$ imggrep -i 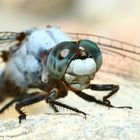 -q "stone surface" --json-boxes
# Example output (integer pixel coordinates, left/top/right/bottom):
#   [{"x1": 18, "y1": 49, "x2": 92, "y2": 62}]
[{"x1": 0, "y1": 107, "x2": 140, "y2": 140}]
